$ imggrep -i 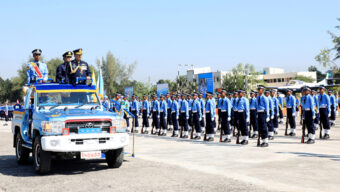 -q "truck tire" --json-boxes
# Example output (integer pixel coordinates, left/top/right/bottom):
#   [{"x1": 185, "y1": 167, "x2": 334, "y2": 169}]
[
  {"x1": 106, "y1": 148, "x2": 124, "y2": 168},
  {"x1": 33, "y1": 136, "x2": 51, "y2": 174},
  {"x1": 15, "y1": 134, "x2": 30, "y2": 164}
]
